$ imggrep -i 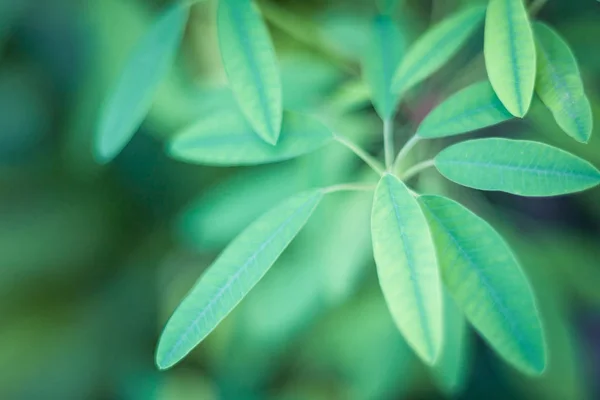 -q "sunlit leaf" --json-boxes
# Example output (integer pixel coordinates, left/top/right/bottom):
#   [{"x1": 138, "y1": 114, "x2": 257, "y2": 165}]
[
  {"x1": 419, "y1": 195, "x2": 546, "y2": 375},
  {"x1": 484, "y1": 0, "x2": 536, "y2": 117},
  {"x1": 94, "y1": 3, "x2": 188, "y2": 163},
  {"x1": 156, "y1": 190, "x2": 324, "y2": 369},
  {"x1": 434, "y1": 138, "x2": 600, "y2": 196},
  {"x1": 218, "y1": 0, "x2": 282, "y2": 144},
  {"x1": 417, "y1": 81, "x2": 513, "y2": 138},
  {"x1": 392, "y1": 6, "x2": 485, "y2": 96},
  {"x1": 168, "y1": 110, "x2": 333, "y2": 166},
  {"x1": 431, "y1": 290, "x2": 470, "y2": 396},
  {"x1": 534, "y1": 22, "x2": 593, "y2": 143},
  {"x1": 362, "y1": 15, "x2": 405, "y2": 120},
  {"x1": 371, "y1": 174, "x2": 442, "y2": 364}
]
